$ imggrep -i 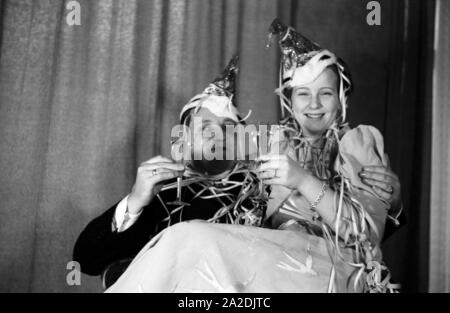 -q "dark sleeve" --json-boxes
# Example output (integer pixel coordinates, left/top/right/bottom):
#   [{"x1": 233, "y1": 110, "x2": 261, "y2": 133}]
[
  {"x1": 73, "y1": 197, "x2": 165, "y2": 276},
  {"x1": 382, "y1": 207, "x2": 407, "y2": 242}
]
